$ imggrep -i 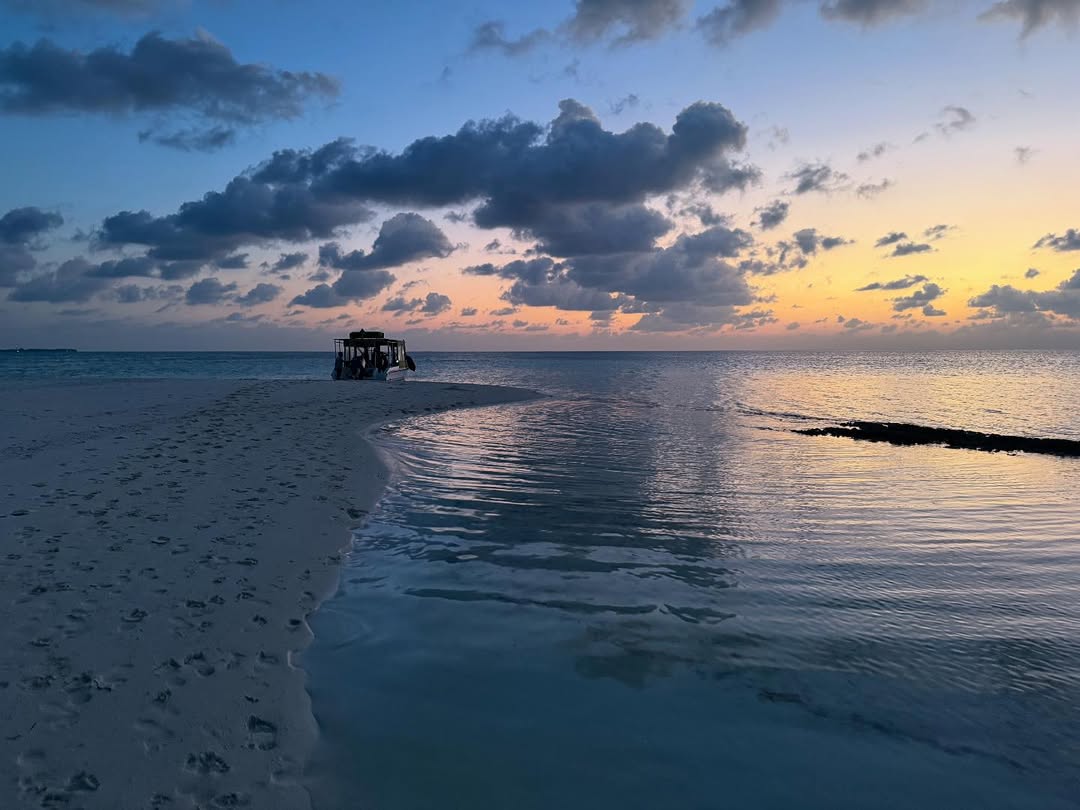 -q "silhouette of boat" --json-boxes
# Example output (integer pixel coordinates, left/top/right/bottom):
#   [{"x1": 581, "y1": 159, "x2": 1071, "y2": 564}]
[{"x1": 332, "y1": 330, "x2": 414, "y2": 381}]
